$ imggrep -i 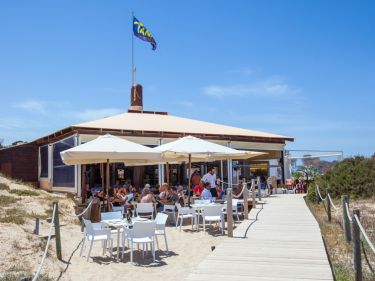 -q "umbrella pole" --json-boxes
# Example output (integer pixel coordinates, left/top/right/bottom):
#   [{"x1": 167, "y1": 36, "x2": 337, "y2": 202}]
[
  {"x1": 166, "y1": 162, "x2": 170, "y2": 186},
  {"x1": 188, "y1": 154, "x2": 192, "y2": 206},
  {"x1": 106, "y1": 159, "x2": 110, "y2": 211}
]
